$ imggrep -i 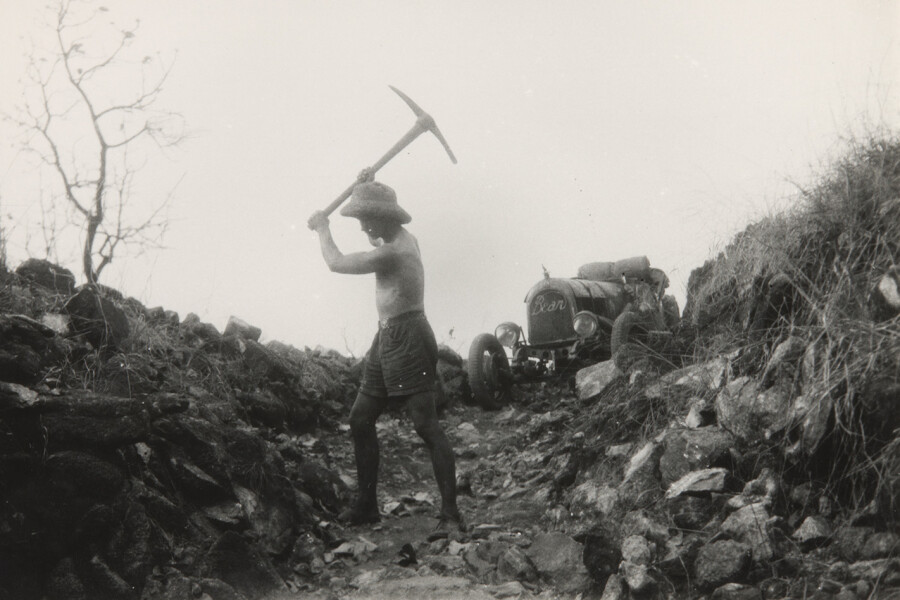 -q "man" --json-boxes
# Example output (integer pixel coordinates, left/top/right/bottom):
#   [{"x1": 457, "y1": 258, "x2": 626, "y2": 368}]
[{"x1": 307, "y1": 173, "x2": 463, "y2": 532}]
